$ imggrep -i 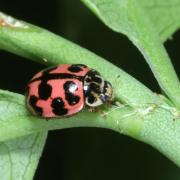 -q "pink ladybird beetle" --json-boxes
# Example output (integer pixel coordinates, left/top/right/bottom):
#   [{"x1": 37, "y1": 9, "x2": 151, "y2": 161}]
[{"x1": 26, "y1": 64, "x2": 113, "y2": 118}]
